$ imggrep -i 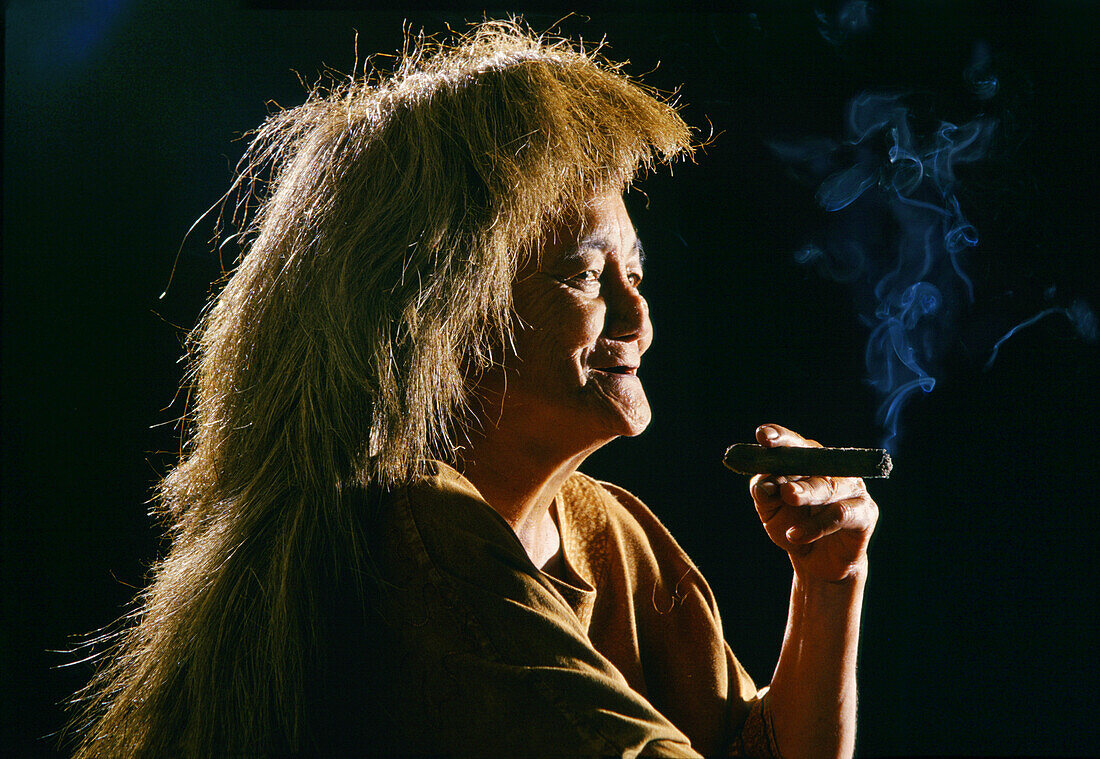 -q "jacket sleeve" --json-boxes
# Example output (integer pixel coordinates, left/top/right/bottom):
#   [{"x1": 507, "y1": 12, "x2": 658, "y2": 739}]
[{"x1": 592, "y1": 478, "x2": 781, "y2": 759}]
